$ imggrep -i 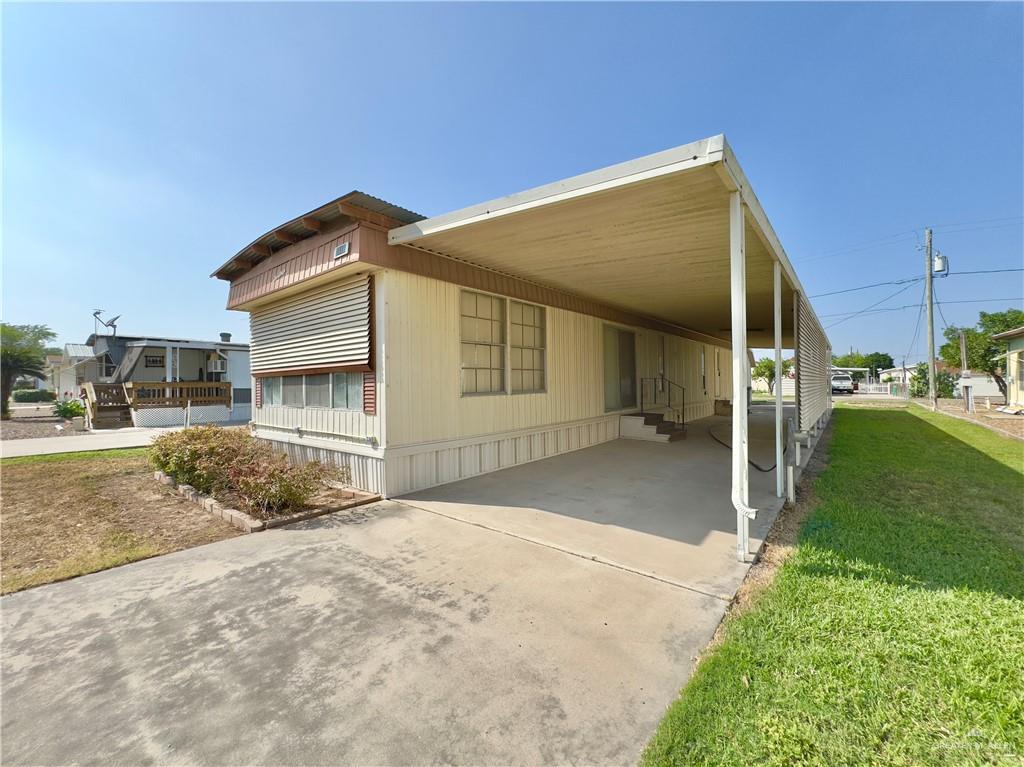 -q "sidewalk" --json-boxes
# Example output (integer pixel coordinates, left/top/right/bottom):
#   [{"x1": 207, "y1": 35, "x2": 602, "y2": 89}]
[{"x1": 0, "y1": 427, "x2": 175, "y2": 459}]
